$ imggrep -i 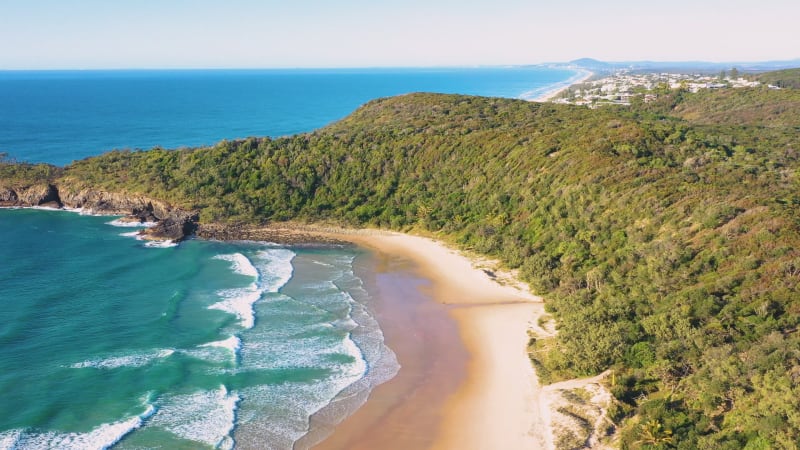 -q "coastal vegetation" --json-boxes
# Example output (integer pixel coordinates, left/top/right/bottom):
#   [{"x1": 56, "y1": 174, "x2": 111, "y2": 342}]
[
  {"x1": 3, "y1": 81, "x2": 800, "y2": 449},
  {"x1": 753, "y1": 68, "x2": 800, "y2": 89}
]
